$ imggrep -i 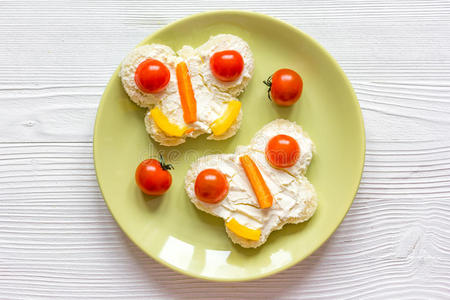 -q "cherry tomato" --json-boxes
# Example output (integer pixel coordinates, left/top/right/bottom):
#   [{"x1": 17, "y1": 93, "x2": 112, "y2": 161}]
[
  {"x1": 264, "y1": 69, "x2": 303, "y2": 106},
  {"x1": 210, "y1": 50, "x2": 244, "y2": 82},
  {"x1": 195, "y1": 169, "x2": 229, "y2": 203},
  {"x1": 134, "y1": 59, "x2": 170, "y2": 93},
  {"x1": 135, "y1": 156, "x2": 173, "y2": 196},
  {"x1": 265, "y1": 134, "x2": 300, "y2": 168}
]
